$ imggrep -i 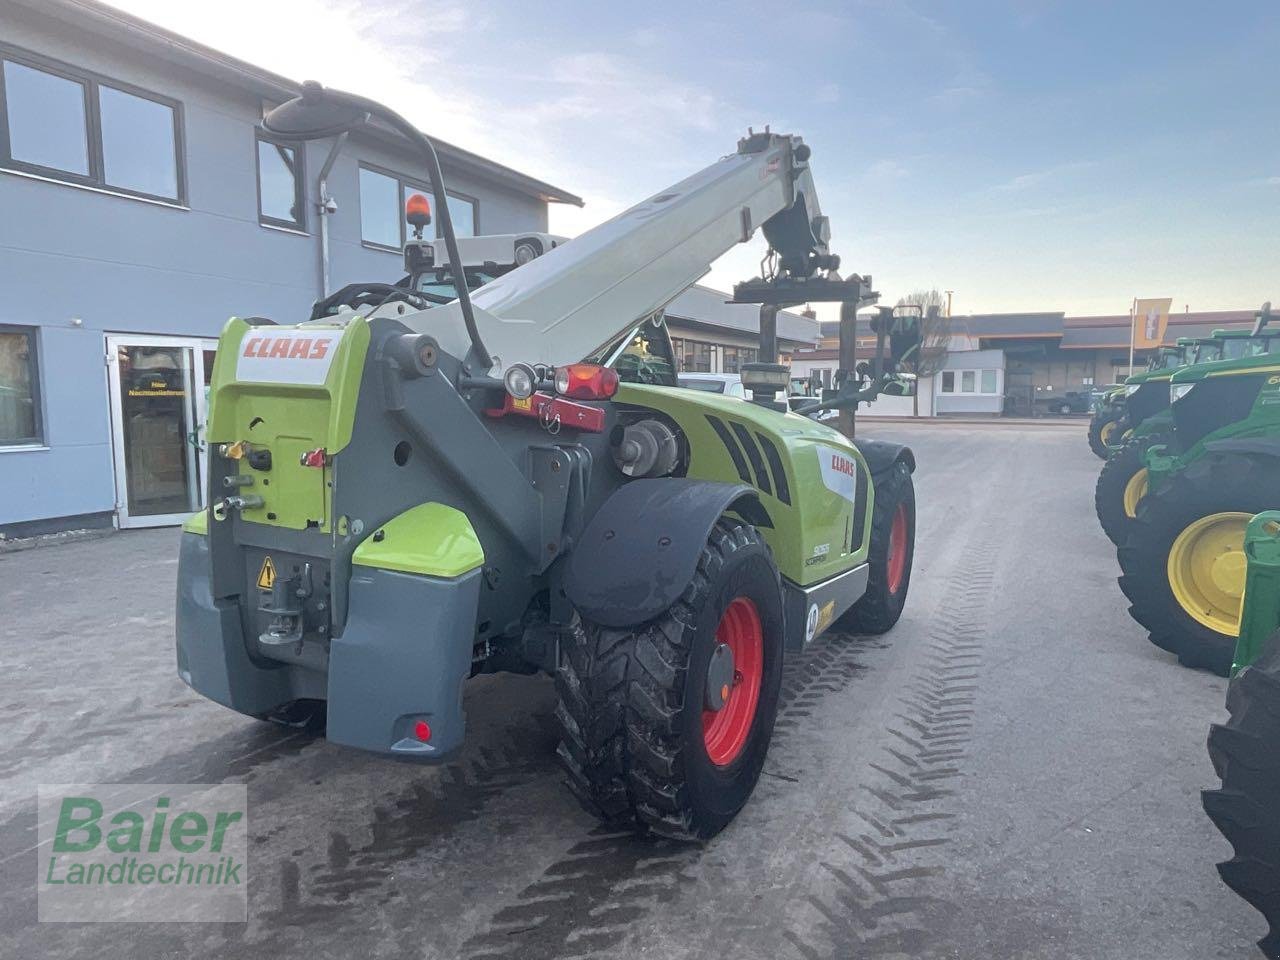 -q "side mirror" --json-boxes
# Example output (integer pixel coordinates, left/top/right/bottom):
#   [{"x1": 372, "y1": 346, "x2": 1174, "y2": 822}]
[
  {"x1": 889, "y1": 316, "x2": 922, "y2": 366},
  {"x1": 261, "y1": 82, "x2": 370, "y2": 141},
  {"x1": 1253, "y1": 301, "x2": 1272, "y2": 337}
]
